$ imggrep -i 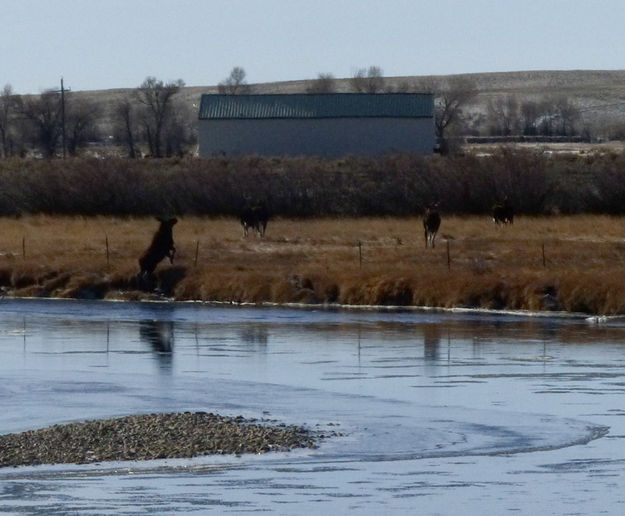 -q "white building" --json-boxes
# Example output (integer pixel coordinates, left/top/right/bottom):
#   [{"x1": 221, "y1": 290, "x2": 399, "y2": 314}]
[{"x1": 198, "y1": 93, "x2": 434, "y2": 158}]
